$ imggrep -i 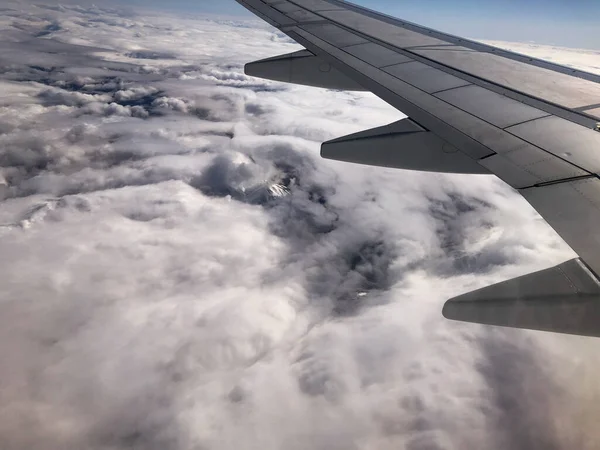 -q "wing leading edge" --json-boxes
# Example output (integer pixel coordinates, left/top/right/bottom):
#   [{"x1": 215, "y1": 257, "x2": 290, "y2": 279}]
[{"x1": 235, "y1": 0, "x2": 600, "y2": 337}]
